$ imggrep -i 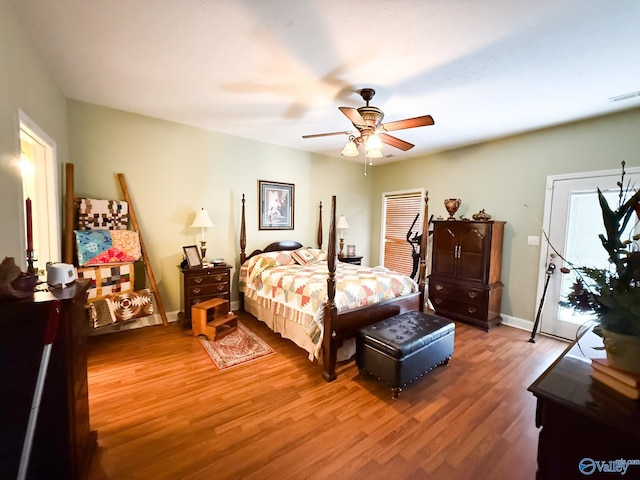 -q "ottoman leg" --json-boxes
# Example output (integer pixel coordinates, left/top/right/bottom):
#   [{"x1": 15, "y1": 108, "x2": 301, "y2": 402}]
[{"x1": 391, "y1": 387, "x2": 402, "y2": 399}]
